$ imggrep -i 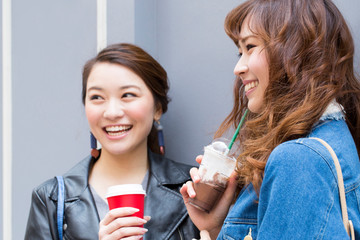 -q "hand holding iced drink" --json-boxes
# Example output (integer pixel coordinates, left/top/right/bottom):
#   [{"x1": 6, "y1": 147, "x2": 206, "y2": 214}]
[
  {"x1": 188, "y1": 109, "x2": 247, "y2": 213},
  {"x1": 188, "y1": 139, "x2": 236, "y2": 212}
]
